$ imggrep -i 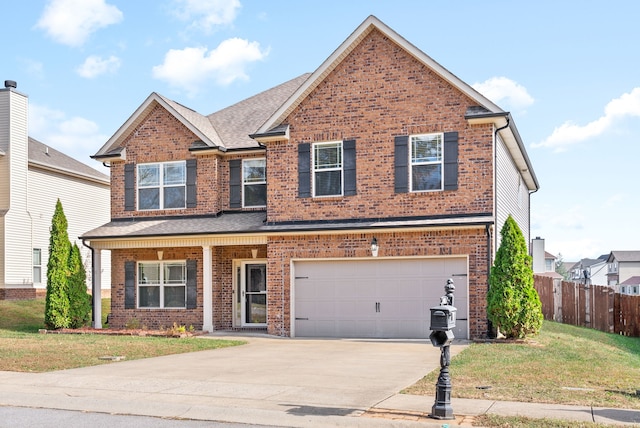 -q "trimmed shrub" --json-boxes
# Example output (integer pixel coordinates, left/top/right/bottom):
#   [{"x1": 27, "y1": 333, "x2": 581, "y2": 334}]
[{"x1": 487, "y1": 215, "x2": 543, "y2": 339}]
